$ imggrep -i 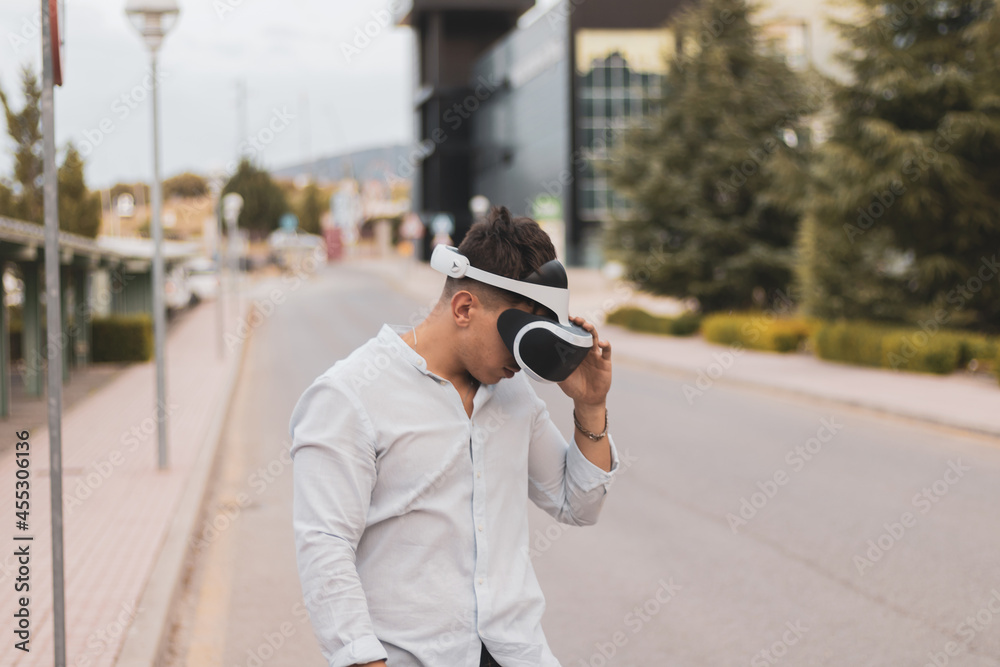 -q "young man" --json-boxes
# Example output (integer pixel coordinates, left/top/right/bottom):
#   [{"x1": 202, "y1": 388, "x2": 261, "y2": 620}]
[{"x1": 289, "y1": 206, "x2": 620, "y2": 667}]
